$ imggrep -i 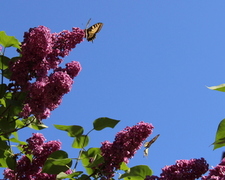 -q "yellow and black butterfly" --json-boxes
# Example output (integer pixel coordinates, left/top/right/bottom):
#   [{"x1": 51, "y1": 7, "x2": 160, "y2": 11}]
[
  {"x1": 84, "y1": 19, "x2": 103, "y2": 42},
  {"x1": 143, "y1": 134, "x2": 160, "y2": 157}
]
